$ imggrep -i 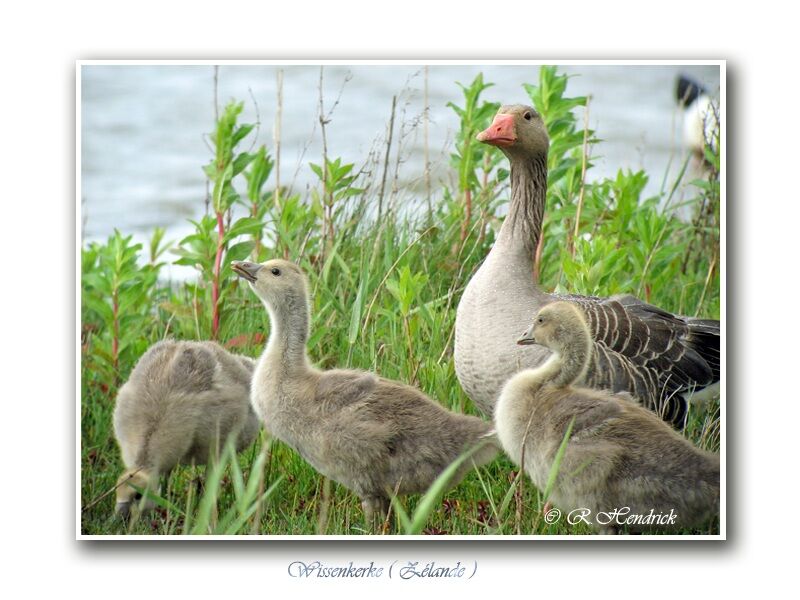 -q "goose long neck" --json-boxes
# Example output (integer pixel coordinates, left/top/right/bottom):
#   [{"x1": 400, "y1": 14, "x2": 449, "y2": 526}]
[
  {"x1": 262, "y1": 294, "x2": 311, "y2": 375},
  {"x1": 496, "y1": 153, "x2": 547, "y2": 259}
]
